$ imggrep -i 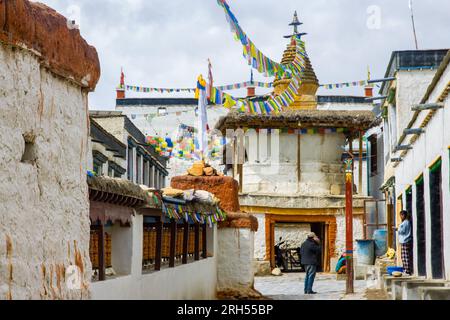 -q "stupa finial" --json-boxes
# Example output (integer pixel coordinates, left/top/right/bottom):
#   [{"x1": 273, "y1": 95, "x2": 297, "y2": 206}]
[{"x1": 284, "y1": 11, "x2": 307, "y2": 39}]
